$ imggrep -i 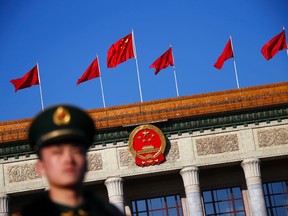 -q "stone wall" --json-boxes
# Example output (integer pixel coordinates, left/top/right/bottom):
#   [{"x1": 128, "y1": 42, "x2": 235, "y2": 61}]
[{"x1": 1, "y1": 119, "x2": 287, "y2": 195}]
